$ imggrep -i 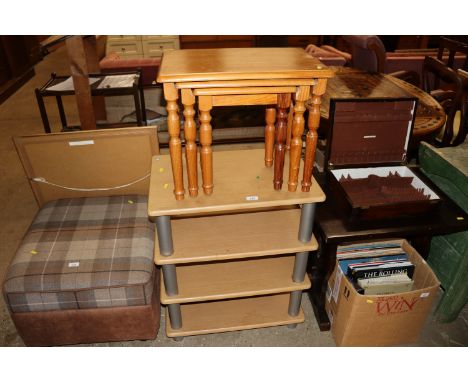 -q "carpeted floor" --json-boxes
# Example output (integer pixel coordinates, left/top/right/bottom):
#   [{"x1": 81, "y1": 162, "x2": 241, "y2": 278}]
[{"x1": 0, "y1": 44, "x2": 466, "y2": 347}]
